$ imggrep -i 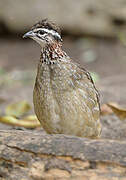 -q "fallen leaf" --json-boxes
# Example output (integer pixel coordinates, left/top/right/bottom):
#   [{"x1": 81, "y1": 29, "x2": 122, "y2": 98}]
[
  {"x1": 23, "y1": 115, "x2": 38, "y2": 121},
  {"x1": 100, "y1": 104, "x2": 113, "y2": 116},
  {"x1": 5, "y1": 100, "x2": 31, "y2": 117},
  {"x1": 0, "y1": 115, "x2": 40, "y2": 128},
  {"x1": 107, "y1": 102, "x2": 126, "y2": 120}
]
